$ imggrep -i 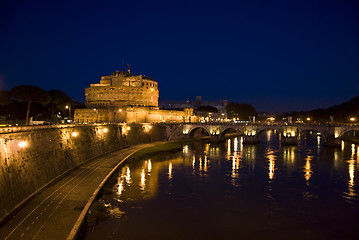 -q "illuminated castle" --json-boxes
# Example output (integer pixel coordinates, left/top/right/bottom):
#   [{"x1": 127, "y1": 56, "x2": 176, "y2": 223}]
[
  {"x1": 85, "y1": 68, "x2": 159, "y2": 108},
  {"x1": 74, "y1": 67, "x2": 194, "y2": 123}
]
